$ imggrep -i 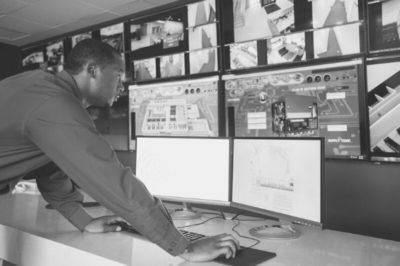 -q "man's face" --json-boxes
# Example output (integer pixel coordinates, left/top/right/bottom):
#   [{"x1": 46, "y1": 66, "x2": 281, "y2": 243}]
[{"x1": 89, "y1": 56, "x2": 124, "y2": 107}]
